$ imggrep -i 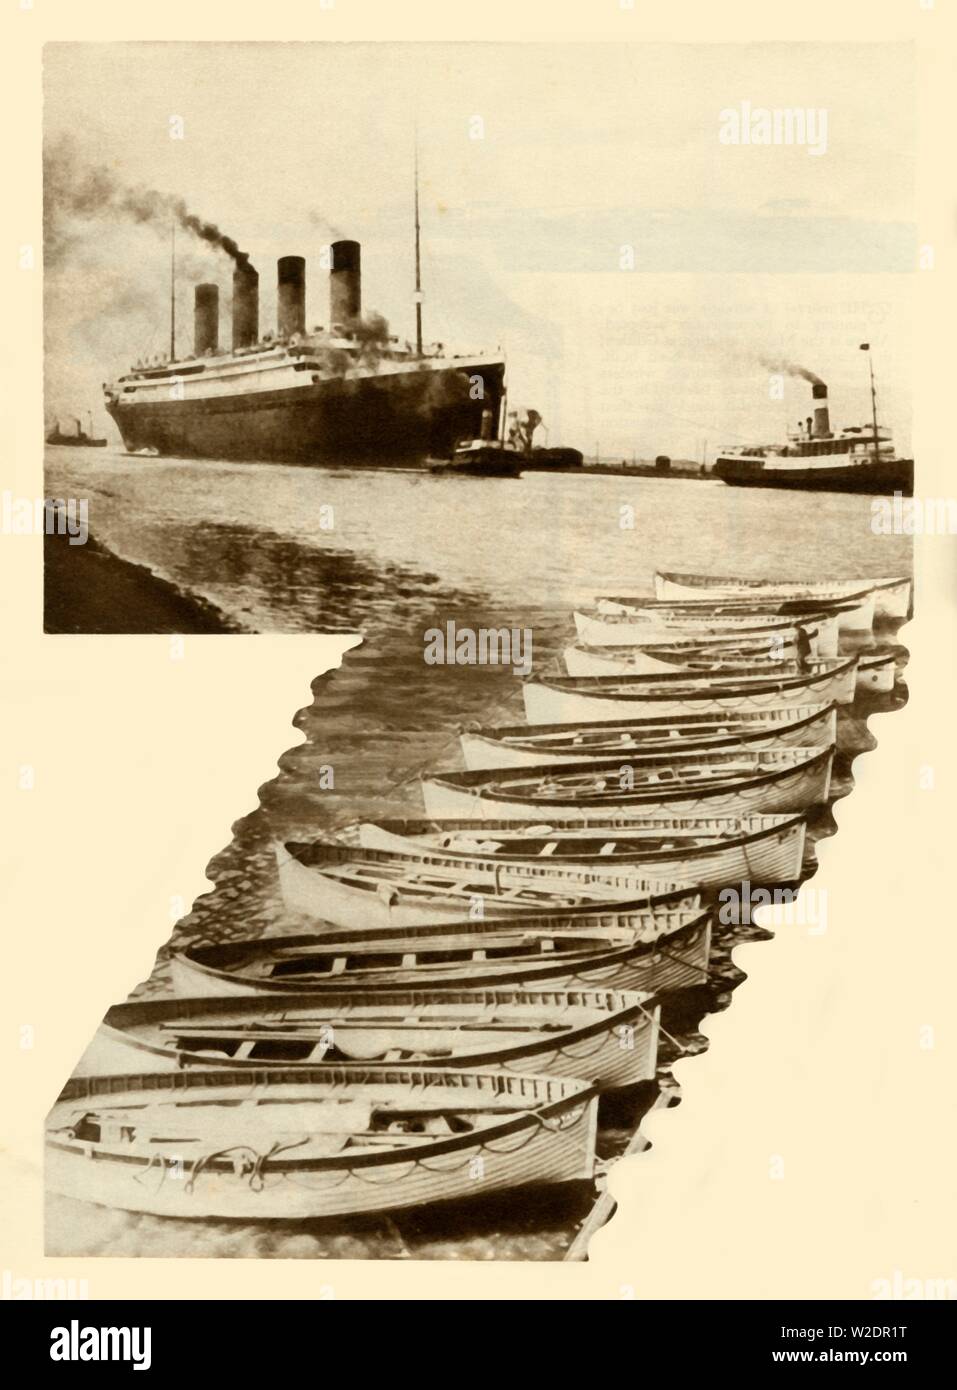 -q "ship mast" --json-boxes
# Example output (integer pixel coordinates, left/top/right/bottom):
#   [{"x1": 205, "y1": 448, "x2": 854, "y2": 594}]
[
  {"x1": 169, "y1": 221, "x2": 177, "y2": 362},
  {"x1": 413, "y1": 134, "x2": 423, "y2": 357},
  {"x1": 863, "y1": 344, "x2": 880, "y2": 467}
]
